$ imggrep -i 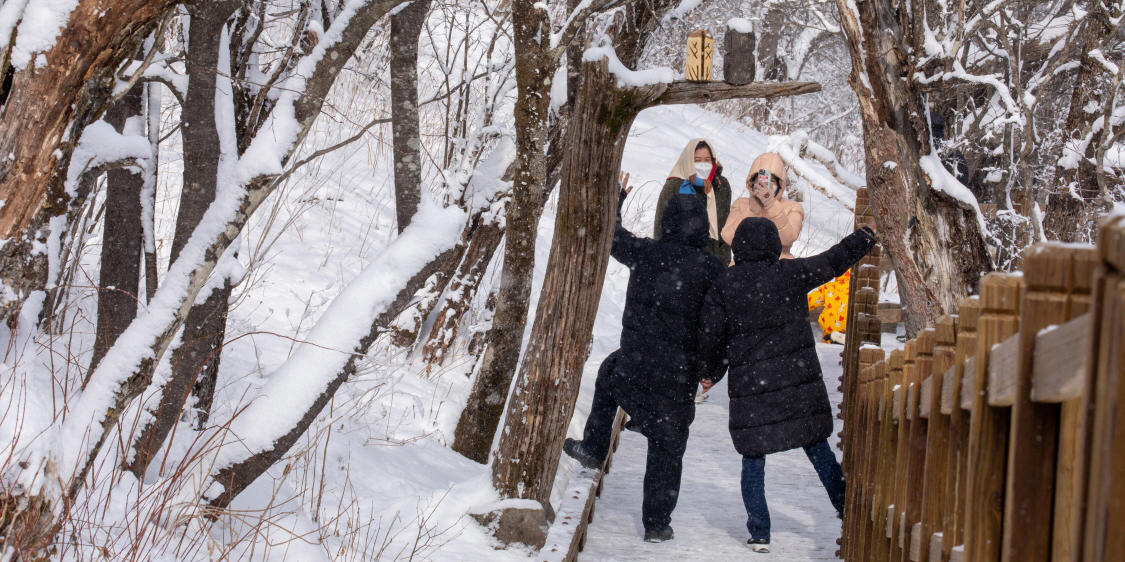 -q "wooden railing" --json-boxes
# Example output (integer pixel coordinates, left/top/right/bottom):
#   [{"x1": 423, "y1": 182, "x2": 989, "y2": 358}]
[
  {"x1": 540, "y1": 409, "x2": 627, "y2": 562},
  {"x1": 838, "y1": 210, "x2": 1125, "y2": 562}
]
